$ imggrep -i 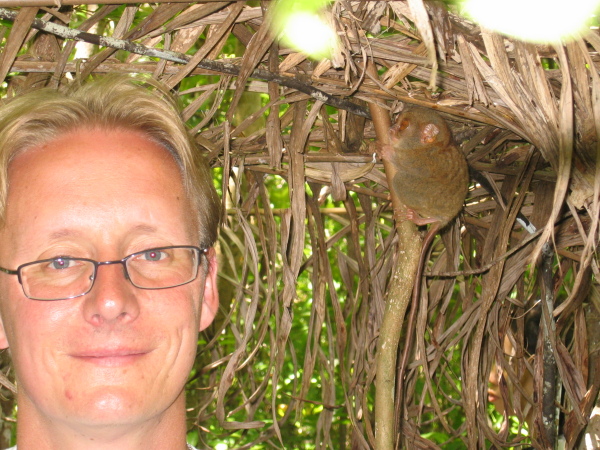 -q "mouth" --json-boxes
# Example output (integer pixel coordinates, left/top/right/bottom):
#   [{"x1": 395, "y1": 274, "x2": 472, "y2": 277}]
[{"x1": 71, "y1": 349, "x2": 151, "y2": 367}]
